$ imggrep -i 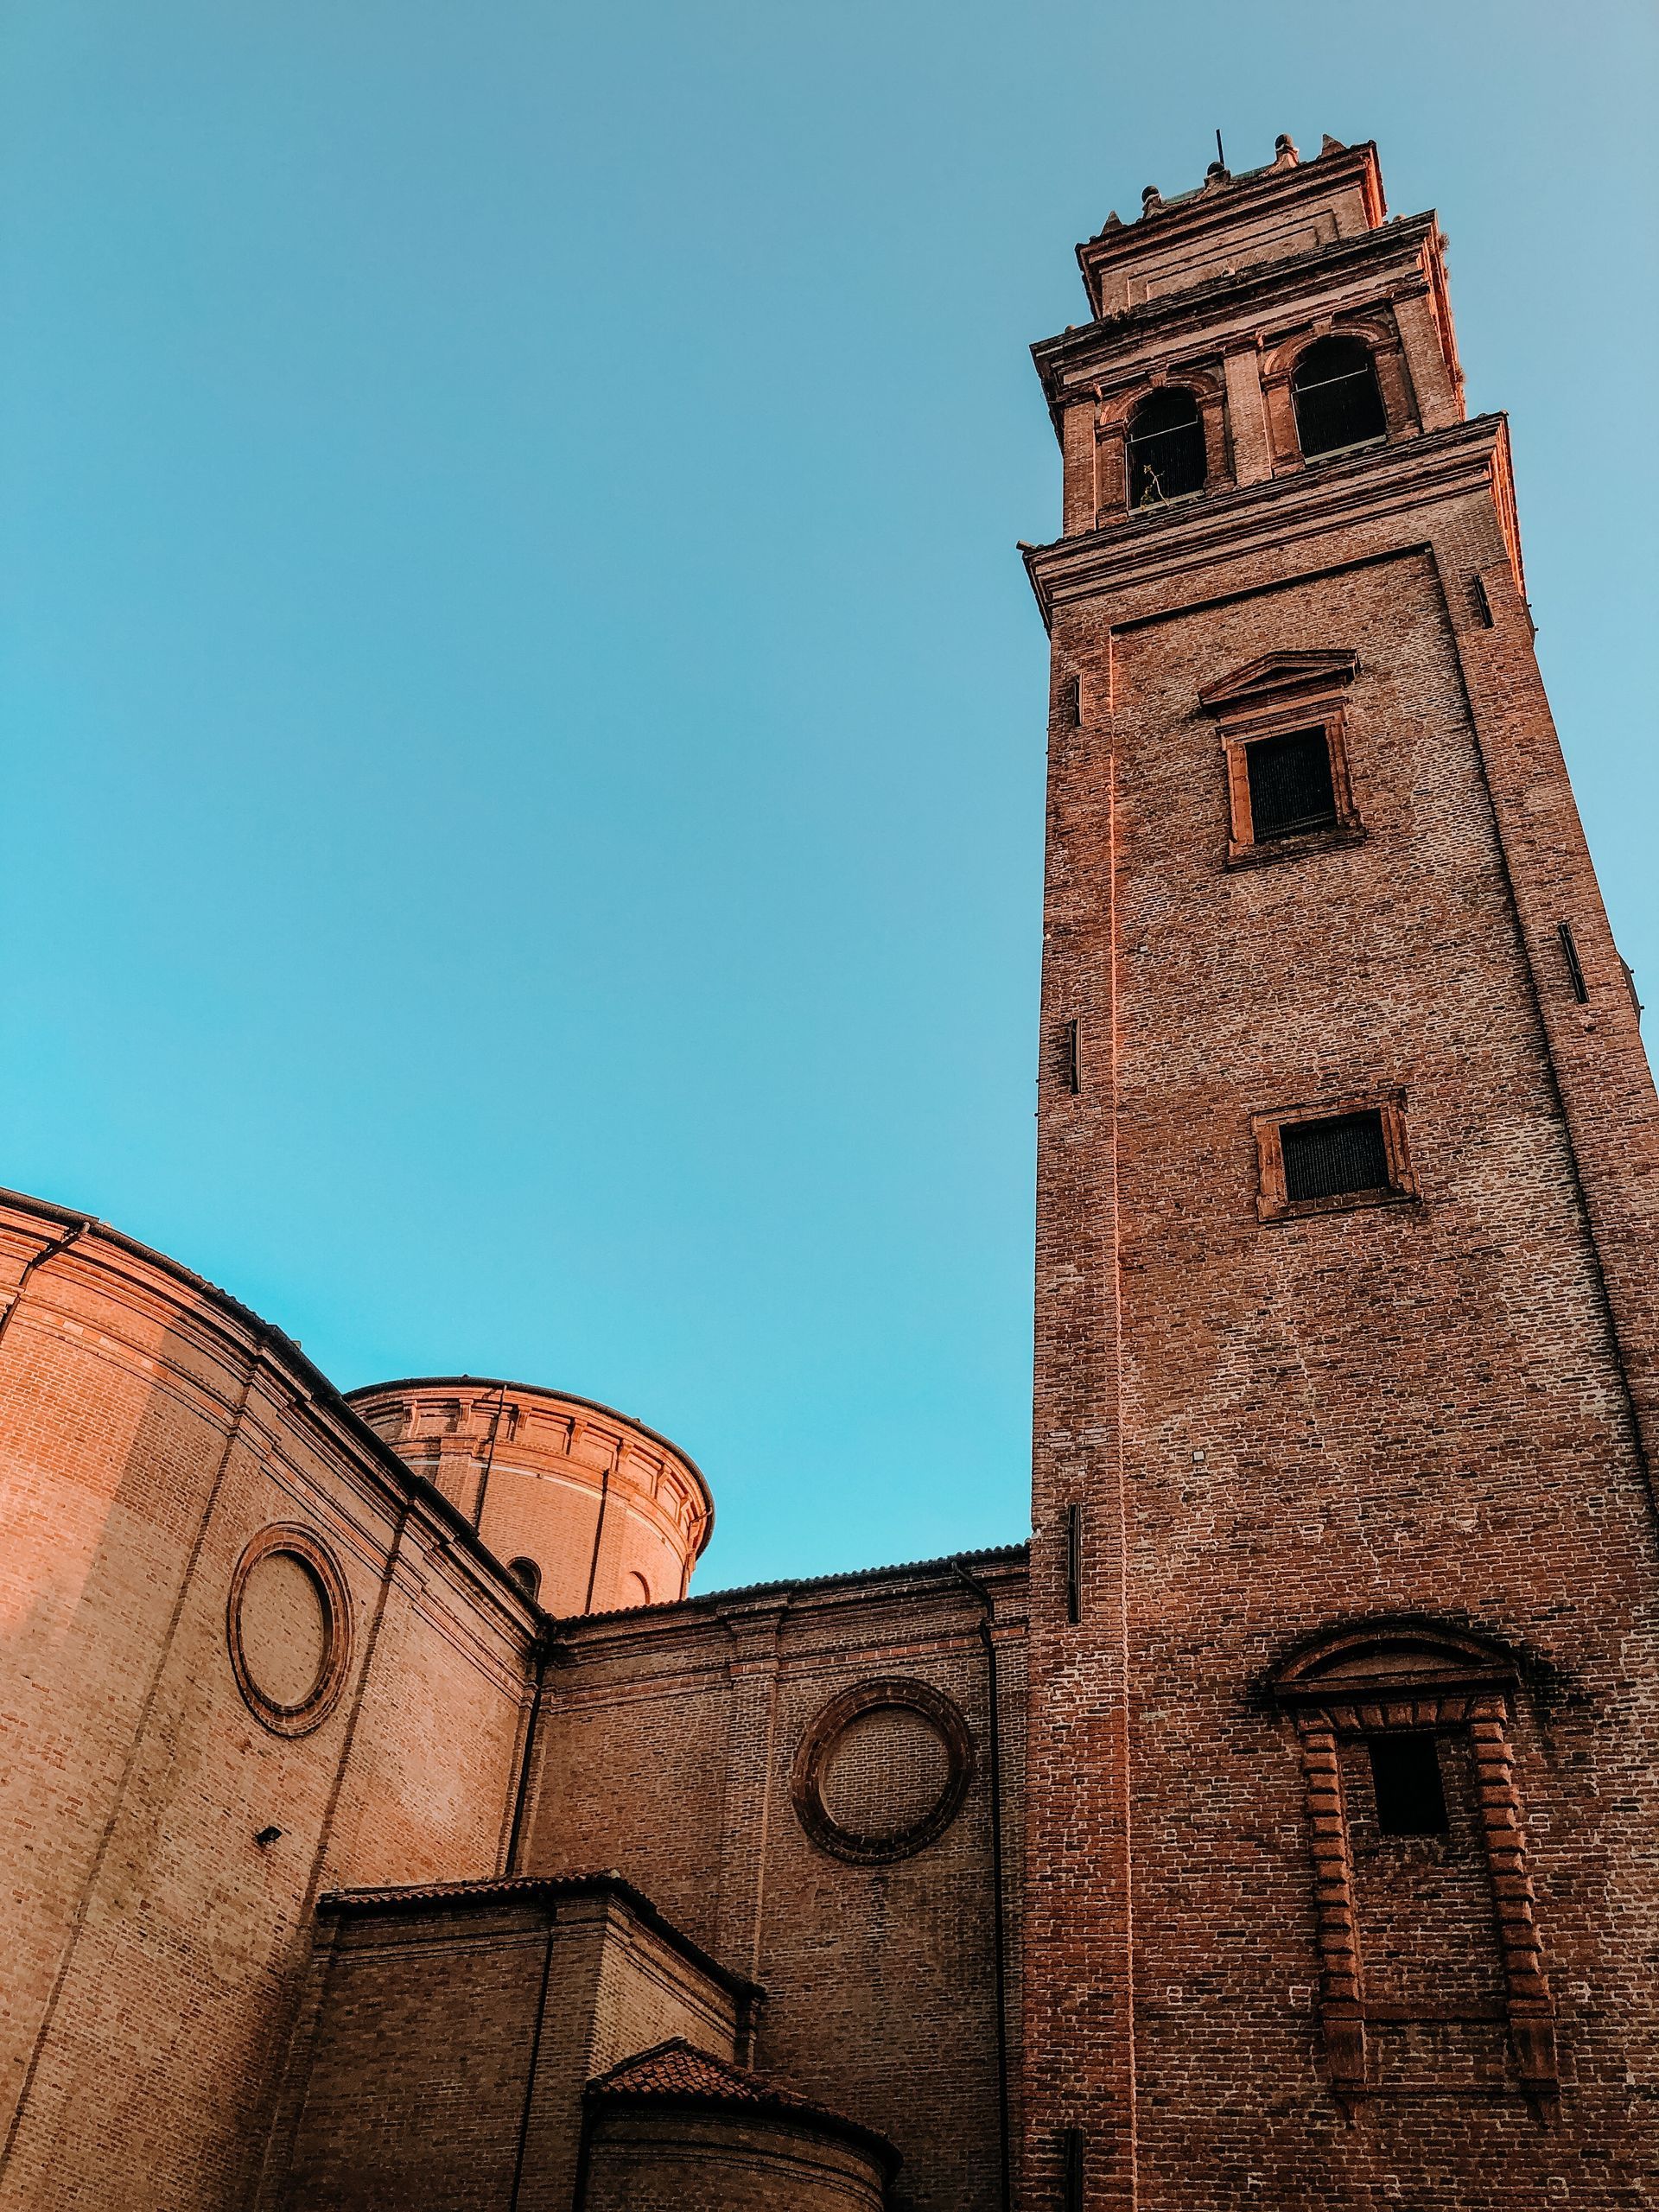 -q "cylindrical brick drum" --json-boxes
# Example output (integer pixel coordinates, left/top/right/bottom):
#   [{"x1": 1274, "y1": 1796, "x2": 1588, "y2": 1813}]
[
  {"x1": 583, "y1": 2102, "x2": 894, "y2": 2210},
  {"x1": 346, "y1": 1376, "x2": 712, "y2": 1617}
]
